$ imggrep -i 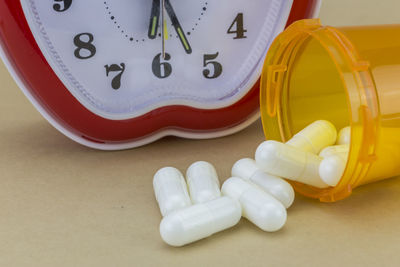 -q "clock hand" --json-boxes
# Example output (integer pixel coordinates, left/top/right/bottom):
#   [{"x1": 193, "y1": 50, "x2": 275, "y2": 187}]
[
  {"x1": 148, "y1": 0, "x2": 161, "y2": 39},
  {"x1": 161, "y1": 0, "x2": 166, "y2": 59},
  {"x1": 164, "y1": 0, "x2": 192, "y2": 54}
]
